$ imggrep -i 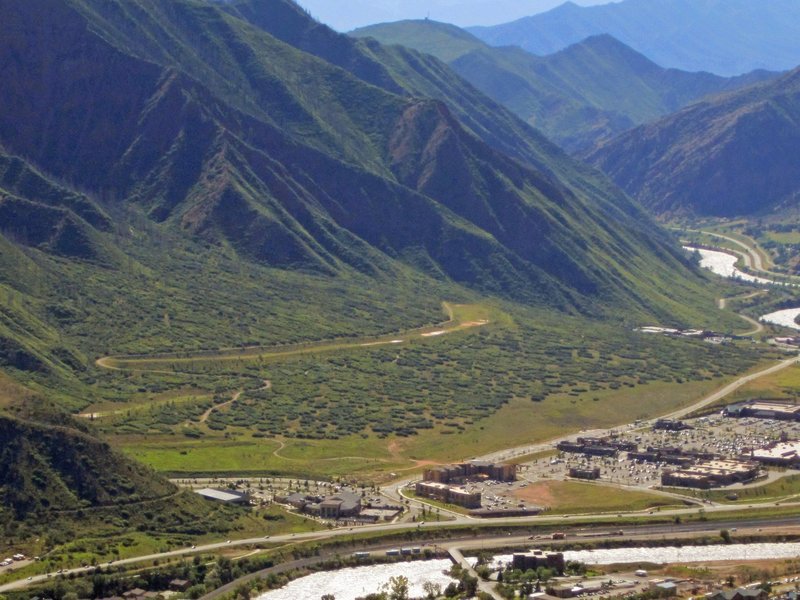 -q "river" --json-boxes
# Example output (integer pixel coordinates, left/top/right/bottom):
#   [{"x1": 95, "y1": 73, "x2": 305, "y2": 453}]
[
  {"x1": 685, "y1": 247, "x2": 774, "y2": 285},
  {"x1": 488, "y1": 542, "x2": 800, "y2": 567},
  {"x1": 685, "y1": 247, "x2": 800, "y2": 331},
  {"x1": 761, "y1": 308, "x2": 800, "y2": 332},
  {"x1": 256, "y1": 559, "x2": 456, "y2": 600},
  {"x1": 257, "y1": 542, "x2": 800, "y2": 599}
]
